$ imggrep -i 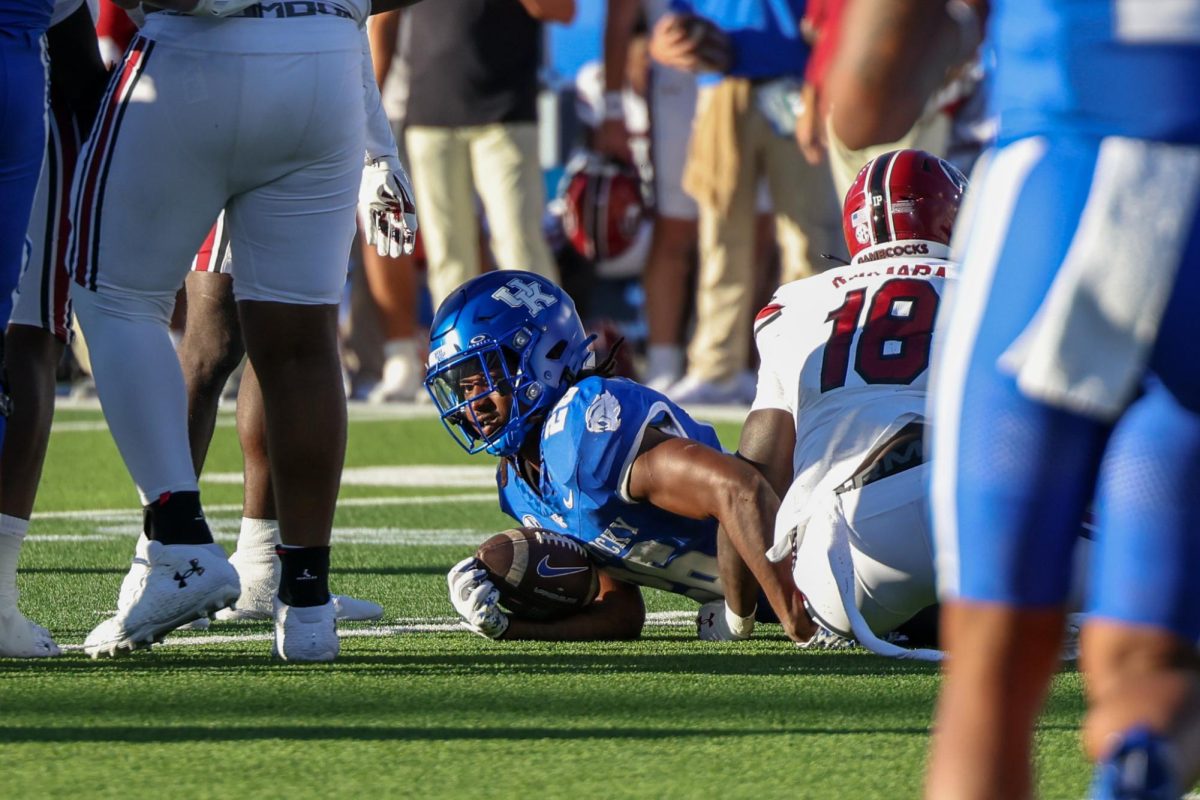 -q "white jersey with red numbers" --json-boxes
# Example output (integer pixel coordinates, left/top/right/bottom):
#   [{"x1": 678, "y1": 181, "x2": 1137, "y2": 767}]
[
  {"x1": 754, "y1": 256, "x2": 956, "y2": 657},
  {"x1": 752, "y1": 256, "x2": 956, "y2": 509}
]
